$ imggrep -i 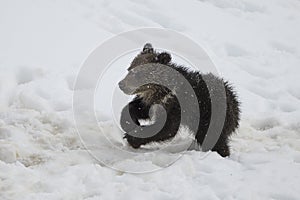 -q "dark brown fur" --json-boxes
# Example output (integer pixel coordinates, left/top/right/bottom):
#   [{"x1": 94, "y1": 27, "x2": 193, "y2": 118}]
[{"x1": 119, "y1": 43, "x2": 240, "y2": 157}]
